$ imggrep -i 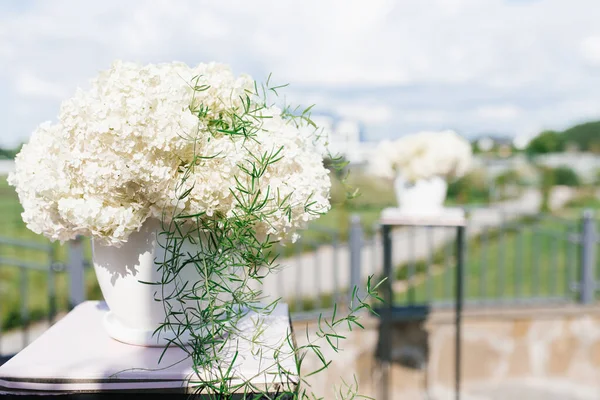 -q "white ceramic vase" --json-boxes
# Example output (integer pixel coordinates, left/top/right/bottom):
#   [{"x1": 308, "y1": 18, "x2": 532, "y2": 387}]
[
  {"x1": 394, "y1": 174, "x2": 448, "y2": 213},
  {"x1": 92, "y1": 218, "x2": 218, "y2": 347}
]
